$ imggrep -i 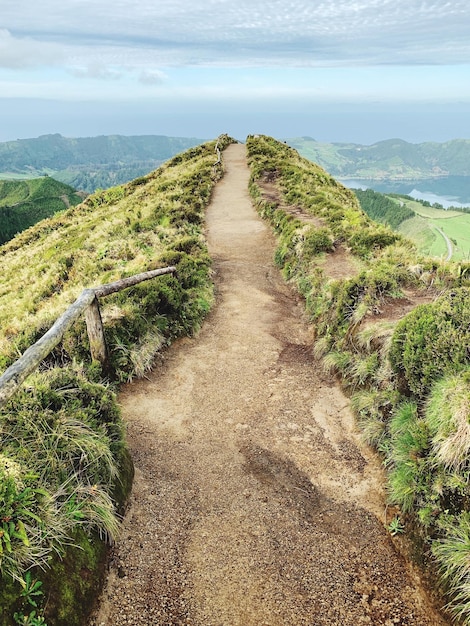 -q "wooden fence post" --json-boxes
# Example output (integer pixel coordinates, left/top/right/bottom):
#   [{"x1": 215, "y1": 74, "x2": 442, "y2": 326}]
[
  {"x1": 0, "y1": 266, "x2": 177, "y2": 406},
  {"x1": 85, "y1": 295, "x2": 109, "y2": 371},
  {"x1": 0, "y1": 289, "x2": 96, "y2": 406}
]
